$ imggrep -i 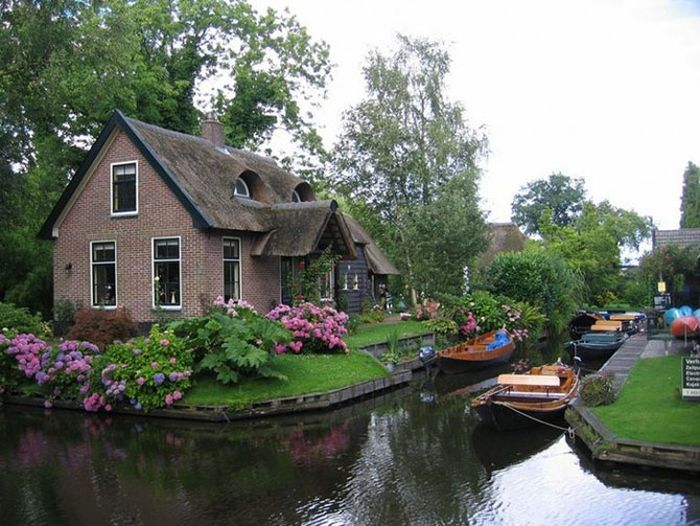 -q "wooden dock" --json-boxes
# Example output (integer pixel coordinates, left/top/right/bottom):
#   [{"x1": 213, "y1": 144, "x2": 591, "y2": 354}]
[{"x1": 566, "y1": 333, "x2": 700, "y2": 472}]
